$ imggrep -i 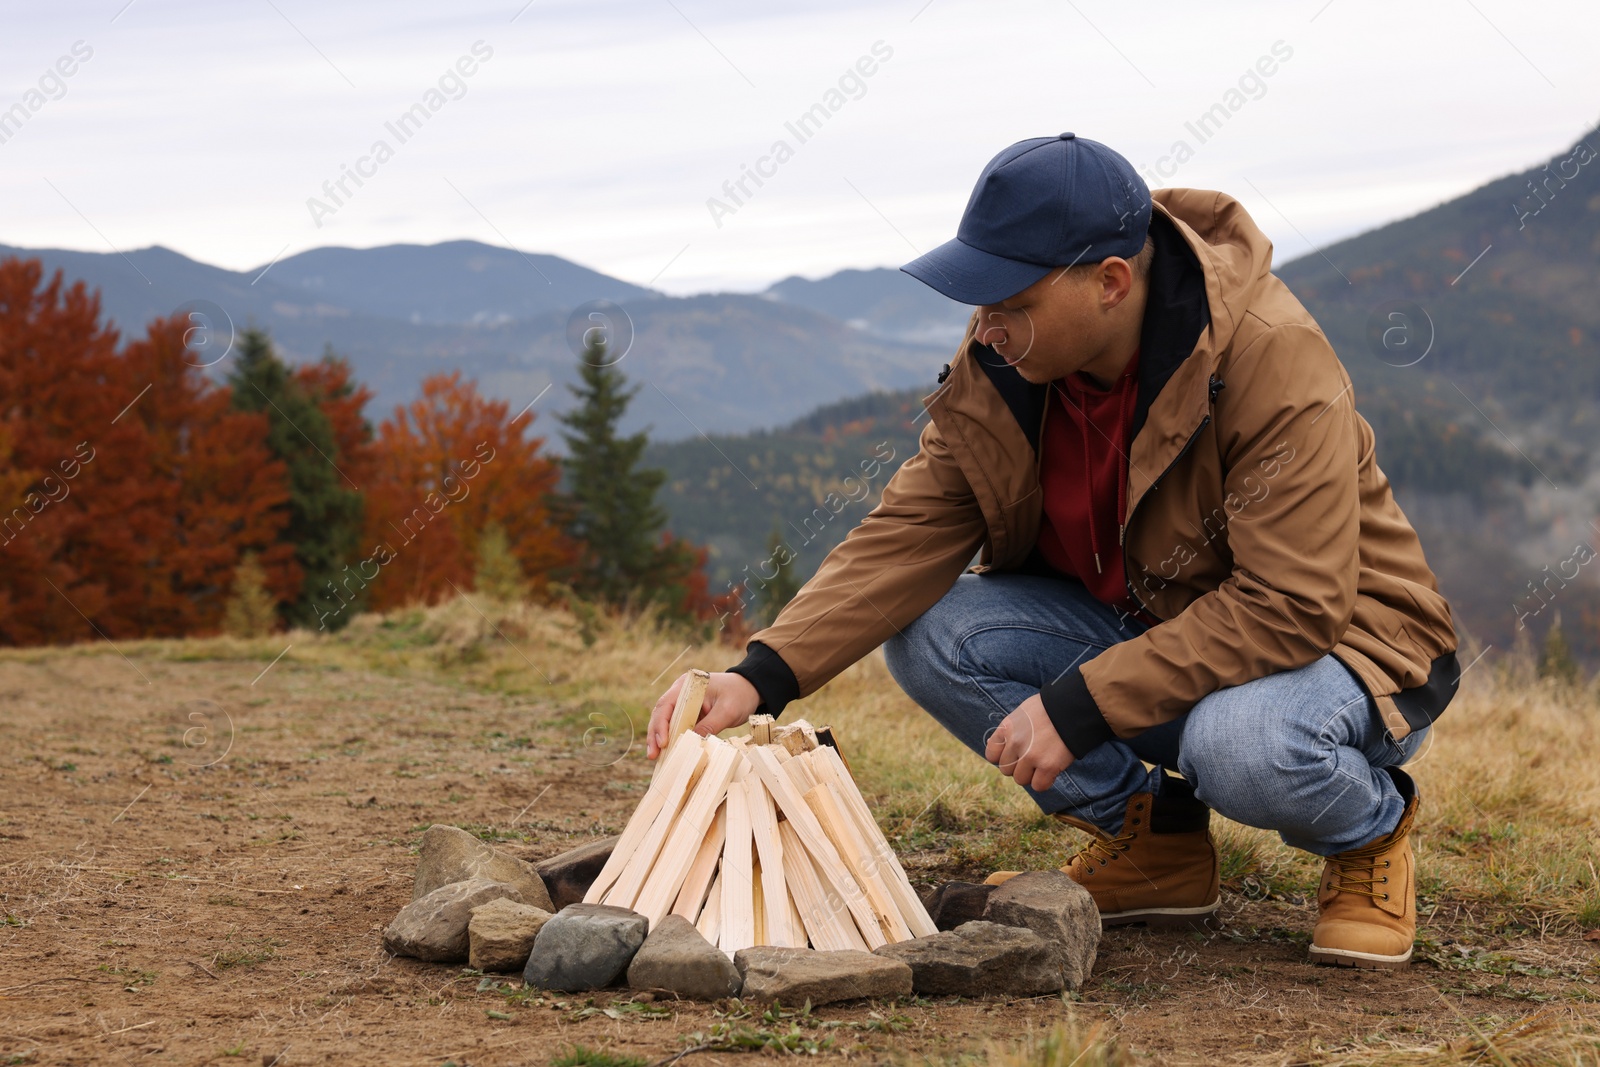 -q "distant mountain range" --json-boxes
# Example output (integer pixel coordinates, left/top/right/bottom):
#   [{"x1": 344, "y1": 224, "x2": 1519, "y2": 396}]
[
  {"x1": 0, "y1": 239, "x2": 953, "y2": 444},
  {"x1": 762, "y1": 267, "x2": 972, "y2": 346}
]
